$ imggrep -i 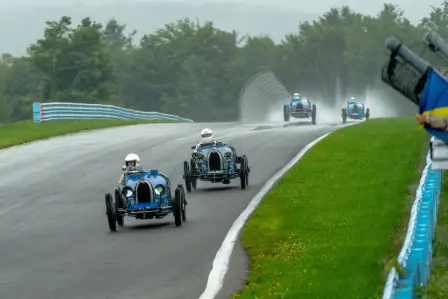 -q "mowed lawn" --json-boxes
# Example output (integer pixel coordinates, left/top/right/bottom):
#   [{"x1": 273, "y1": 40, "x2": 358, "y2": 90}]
[
  {"x1": 233, "y1": 118, "x2": 428, "y2": 299},
  {"x1": 0, "y1": 119, "x2": 175, "y2": 149}
]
